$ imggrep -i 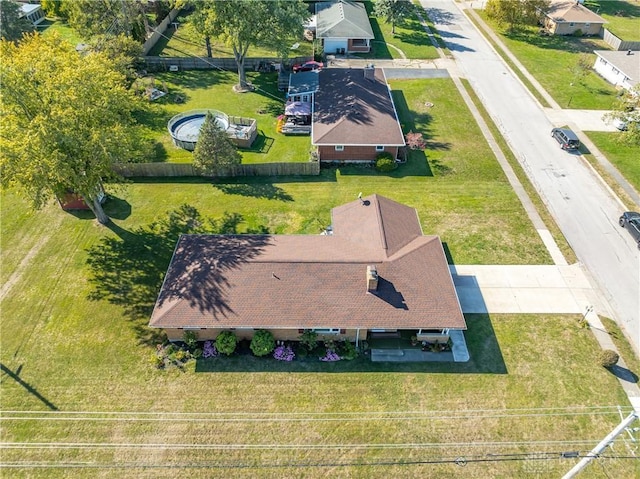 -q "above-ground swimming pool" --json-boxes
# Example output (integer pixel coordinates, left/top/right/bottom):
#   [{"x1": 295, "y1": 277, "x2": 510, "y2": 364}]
[{"x1": 168, "y1": 110, "x2": 231, "y2": 151}]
